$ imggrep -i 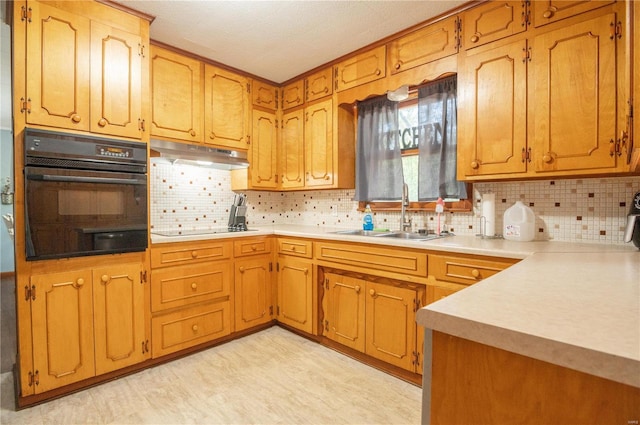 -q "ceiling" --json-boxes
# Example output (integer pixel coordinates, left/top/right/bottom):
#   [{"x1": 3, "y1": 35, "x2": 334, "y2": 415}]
[{"x1": 115, "y1": 1, "x2": 467, "y2": 84}]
